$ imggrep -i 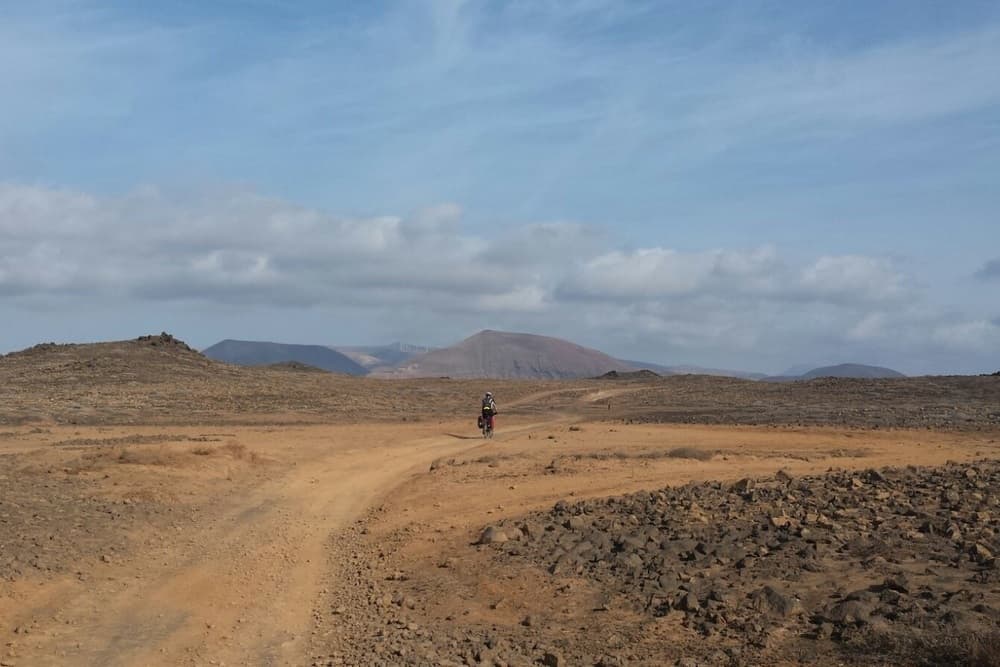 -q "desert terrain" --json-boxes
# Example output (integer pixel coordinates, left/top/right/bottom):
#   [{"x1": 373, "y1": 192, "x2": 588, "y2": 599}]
[{"x1": 2, "y1": 335, "x2": 999, "y2": 666}]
